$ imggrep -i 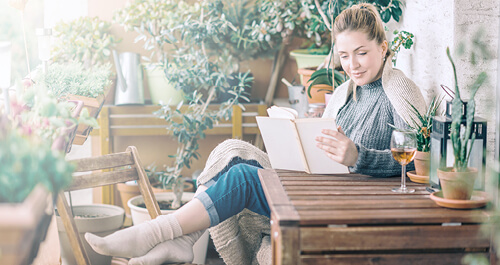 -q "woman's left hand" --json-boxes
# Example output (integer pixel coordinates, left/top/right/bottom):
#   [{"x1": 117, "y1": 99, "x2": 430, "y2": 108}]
[{"x1": 315, "y1": 126, "x2": 358, "y2": 167}]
